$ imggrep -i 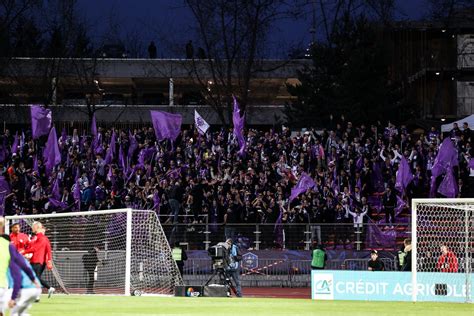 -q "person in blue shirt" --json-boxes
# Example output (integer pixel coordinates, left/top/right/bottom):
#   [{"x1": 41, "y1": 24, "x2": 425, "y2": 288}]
[
  {"x1": 0, "y1": 219, "x2": 39, "y2": 316},
  {"x1": 6, "y1": 257, "x2": 42, "y2": 316},
  {"x1": 225, "y1": 239, "x2": 242, "y2": 297}
]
